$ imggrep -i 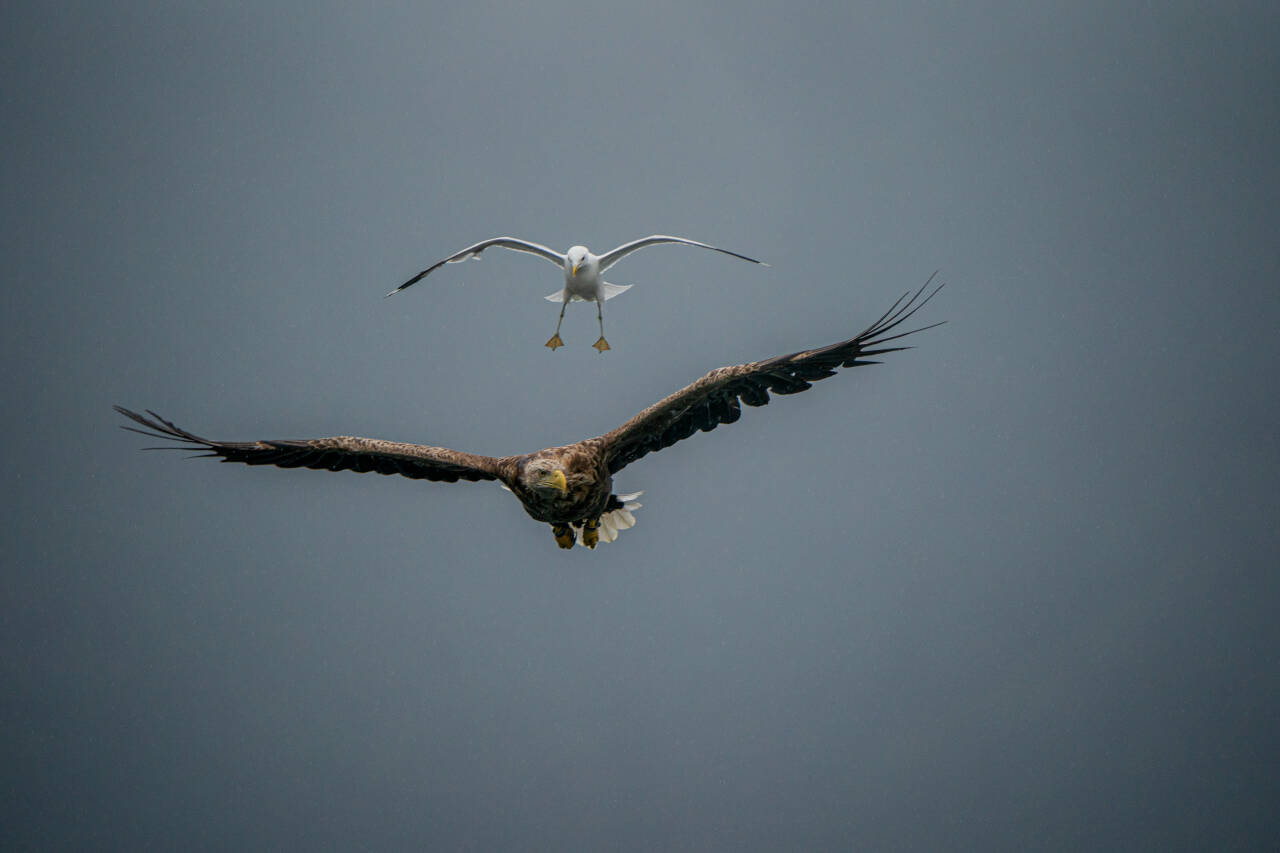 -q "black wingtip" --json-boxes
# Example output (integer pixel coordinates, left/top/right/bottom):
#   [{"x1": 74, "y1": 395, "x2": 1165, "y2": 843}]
[
  {"x1": 115, "y1": 405, "x2": 210, "y2": 448},
  {"x1": 386, "y1": 278, "x2": 418, "y2": 297},
  {"x1": 387, "y1": 267, "x2": 432, "y2": 297},
  {"x1": 859, "y1": 275, "x2": 945, "y2": 345}
]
